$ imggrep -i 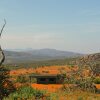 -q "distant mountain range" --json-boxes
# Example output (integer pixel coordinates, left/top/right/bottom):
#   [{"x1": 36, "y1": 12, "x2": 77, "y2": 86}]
[{"x1": 4, "y1": 48, "x2": 84, "y2": 64}]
